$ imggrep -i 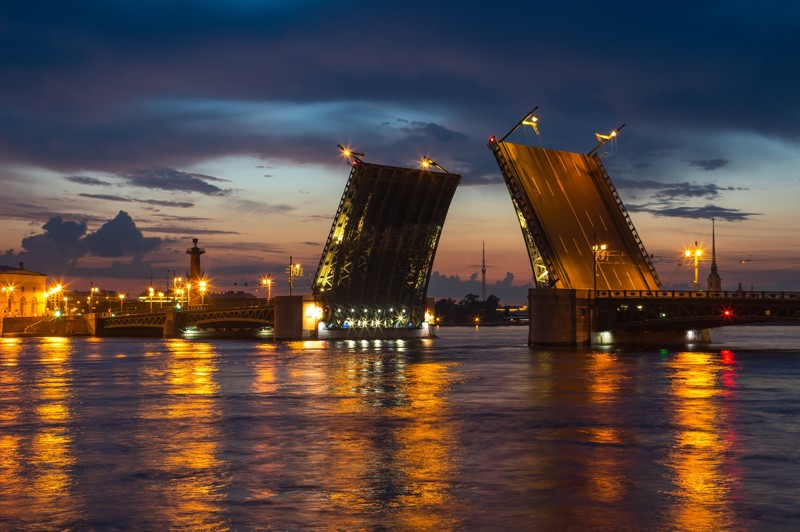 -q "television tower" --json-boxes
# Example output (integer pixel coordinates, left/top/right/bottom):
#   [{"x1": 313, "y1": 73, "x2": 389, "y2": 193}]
[{"x1": 482, "y1": 241, "x2": 487, "y2": 301}]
